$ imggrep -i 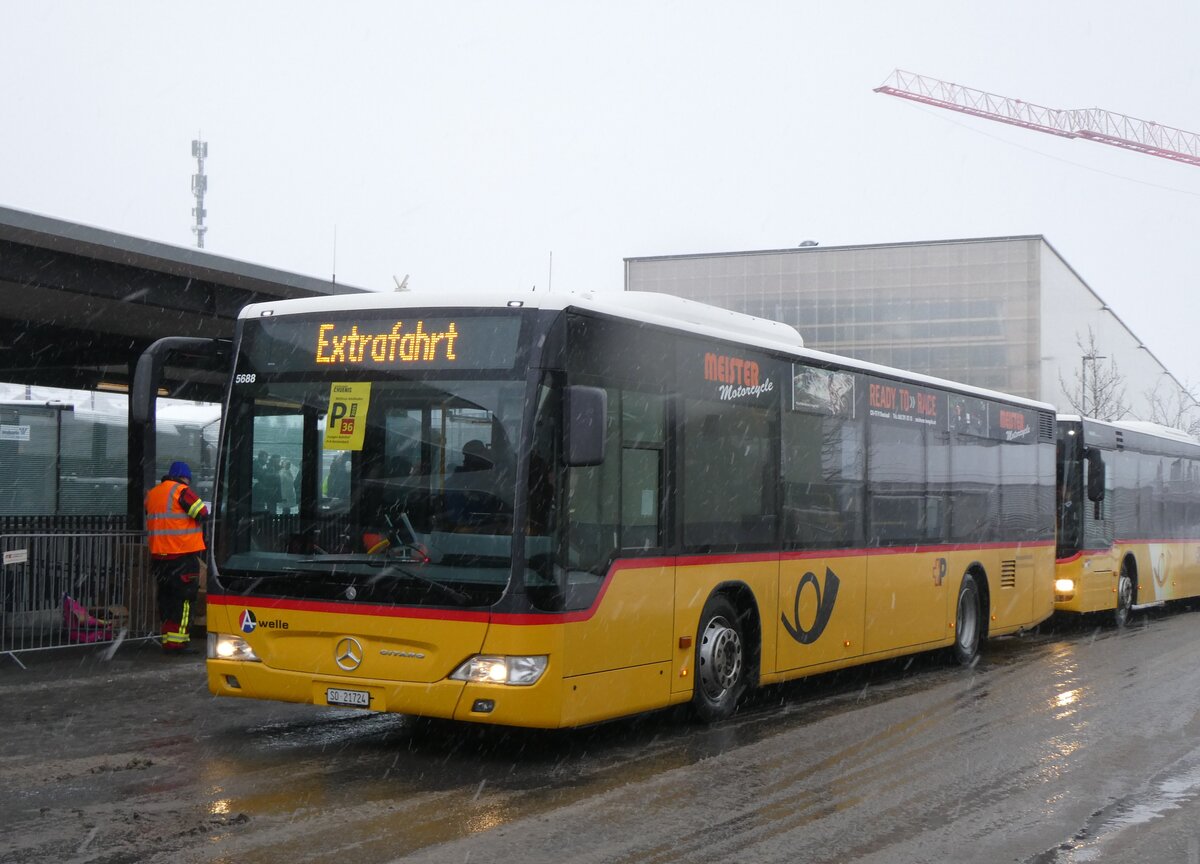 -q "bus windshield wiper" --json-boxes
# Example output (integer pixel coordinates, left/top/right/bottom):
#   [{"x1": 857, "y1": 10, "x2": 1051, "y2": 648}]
[
  {"x1": 364, "y1": 560, "x2": 471, "y2": 605},
  {"x1": 382, "y1": 509, "x2": 444, "y2": 564}
]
